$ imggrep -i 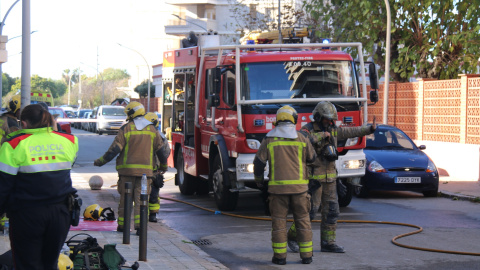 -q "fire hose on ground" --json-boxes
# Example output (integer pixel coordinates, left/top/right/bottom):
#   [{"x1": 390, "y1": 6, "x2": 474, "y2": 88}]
[{"x1": 158, "y1": 176, "x2": 480, "y2": 256}]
